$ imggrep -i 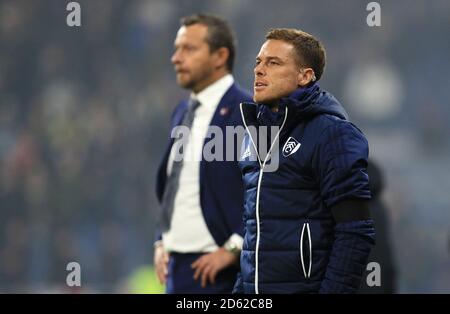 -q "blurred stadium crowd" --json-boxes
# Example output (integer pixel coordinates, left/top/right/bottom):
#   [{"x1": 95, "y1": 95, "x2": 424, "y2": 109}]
[{"x1": 0, "y1": 0, "x2": 449, "y2": 292}]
